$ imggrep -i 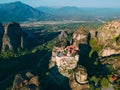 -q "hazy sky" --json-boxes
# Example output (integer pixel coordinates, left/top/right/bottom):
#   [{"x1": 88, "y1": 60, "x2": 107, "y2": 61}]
[{"x1": 0, "y1": 0, "x2": 120, "y2": 8}]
